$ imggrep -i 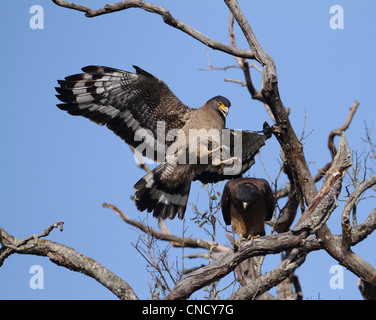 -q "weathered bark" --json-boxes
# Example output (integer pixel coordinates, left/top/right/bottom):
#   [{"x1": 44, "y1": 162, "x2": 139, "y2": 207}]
[
  {"x1": 0, "y1": 0, "x2": 372, "y2": 300},
  {"x1": 166, "y1": 134, "x2": 351, "y2": 299},
  {"x1": 0, "y1": 225, "x2": 139, "y2": 300}
]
